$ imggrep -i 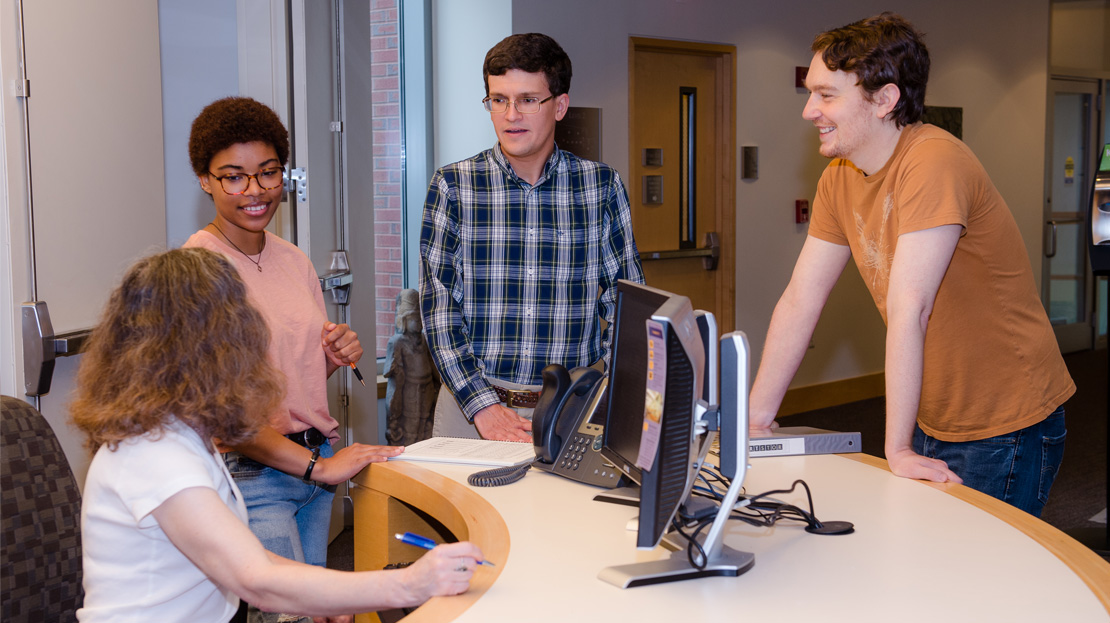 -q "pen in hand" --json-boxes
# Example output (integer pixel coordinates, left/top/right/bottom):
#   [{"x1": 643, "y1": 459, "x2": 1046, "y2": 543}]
[
  {"x1": 349, "y1": 362, "x2": 366, "y2": 387},
  {"x1": 394, "y1": 532, "x2": 495, "y2": 566}
]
